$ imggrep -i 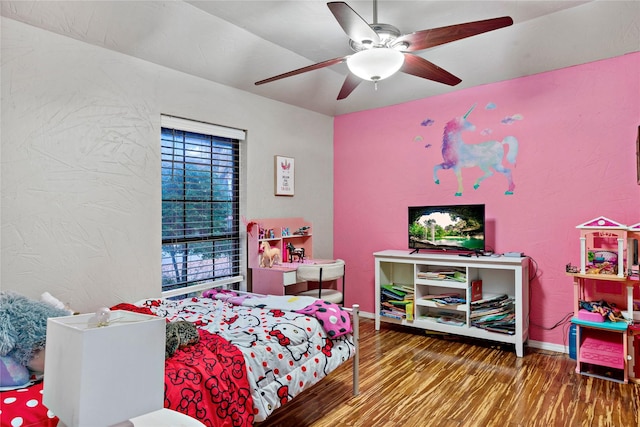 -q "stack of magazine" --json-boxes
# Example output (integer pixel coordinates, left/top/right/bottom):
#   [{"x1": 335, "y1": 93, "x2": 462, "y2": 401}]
[
  {"x1": 380, "y1": 284, "x2": 414, "y2": 320},
  {"x1": 418, "y1": 293, "x2": 466, "y2": 326},
  {"x1": 416, "y1": 270, "x2": 467, "y2": 282},
  {"x1": 423, "y1": 294, "x2": 466, "y2": 306},
  {"x1": 470, "y1": 294, "x2": 515, "y2": 334}
]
